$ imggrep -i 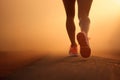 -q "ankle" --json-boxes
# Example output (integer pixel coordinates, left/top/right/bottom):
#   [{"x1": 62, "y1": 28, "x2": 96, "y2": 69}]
[{"x1": 81, "y1": 31, "x2": 87, "y2": 35}]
